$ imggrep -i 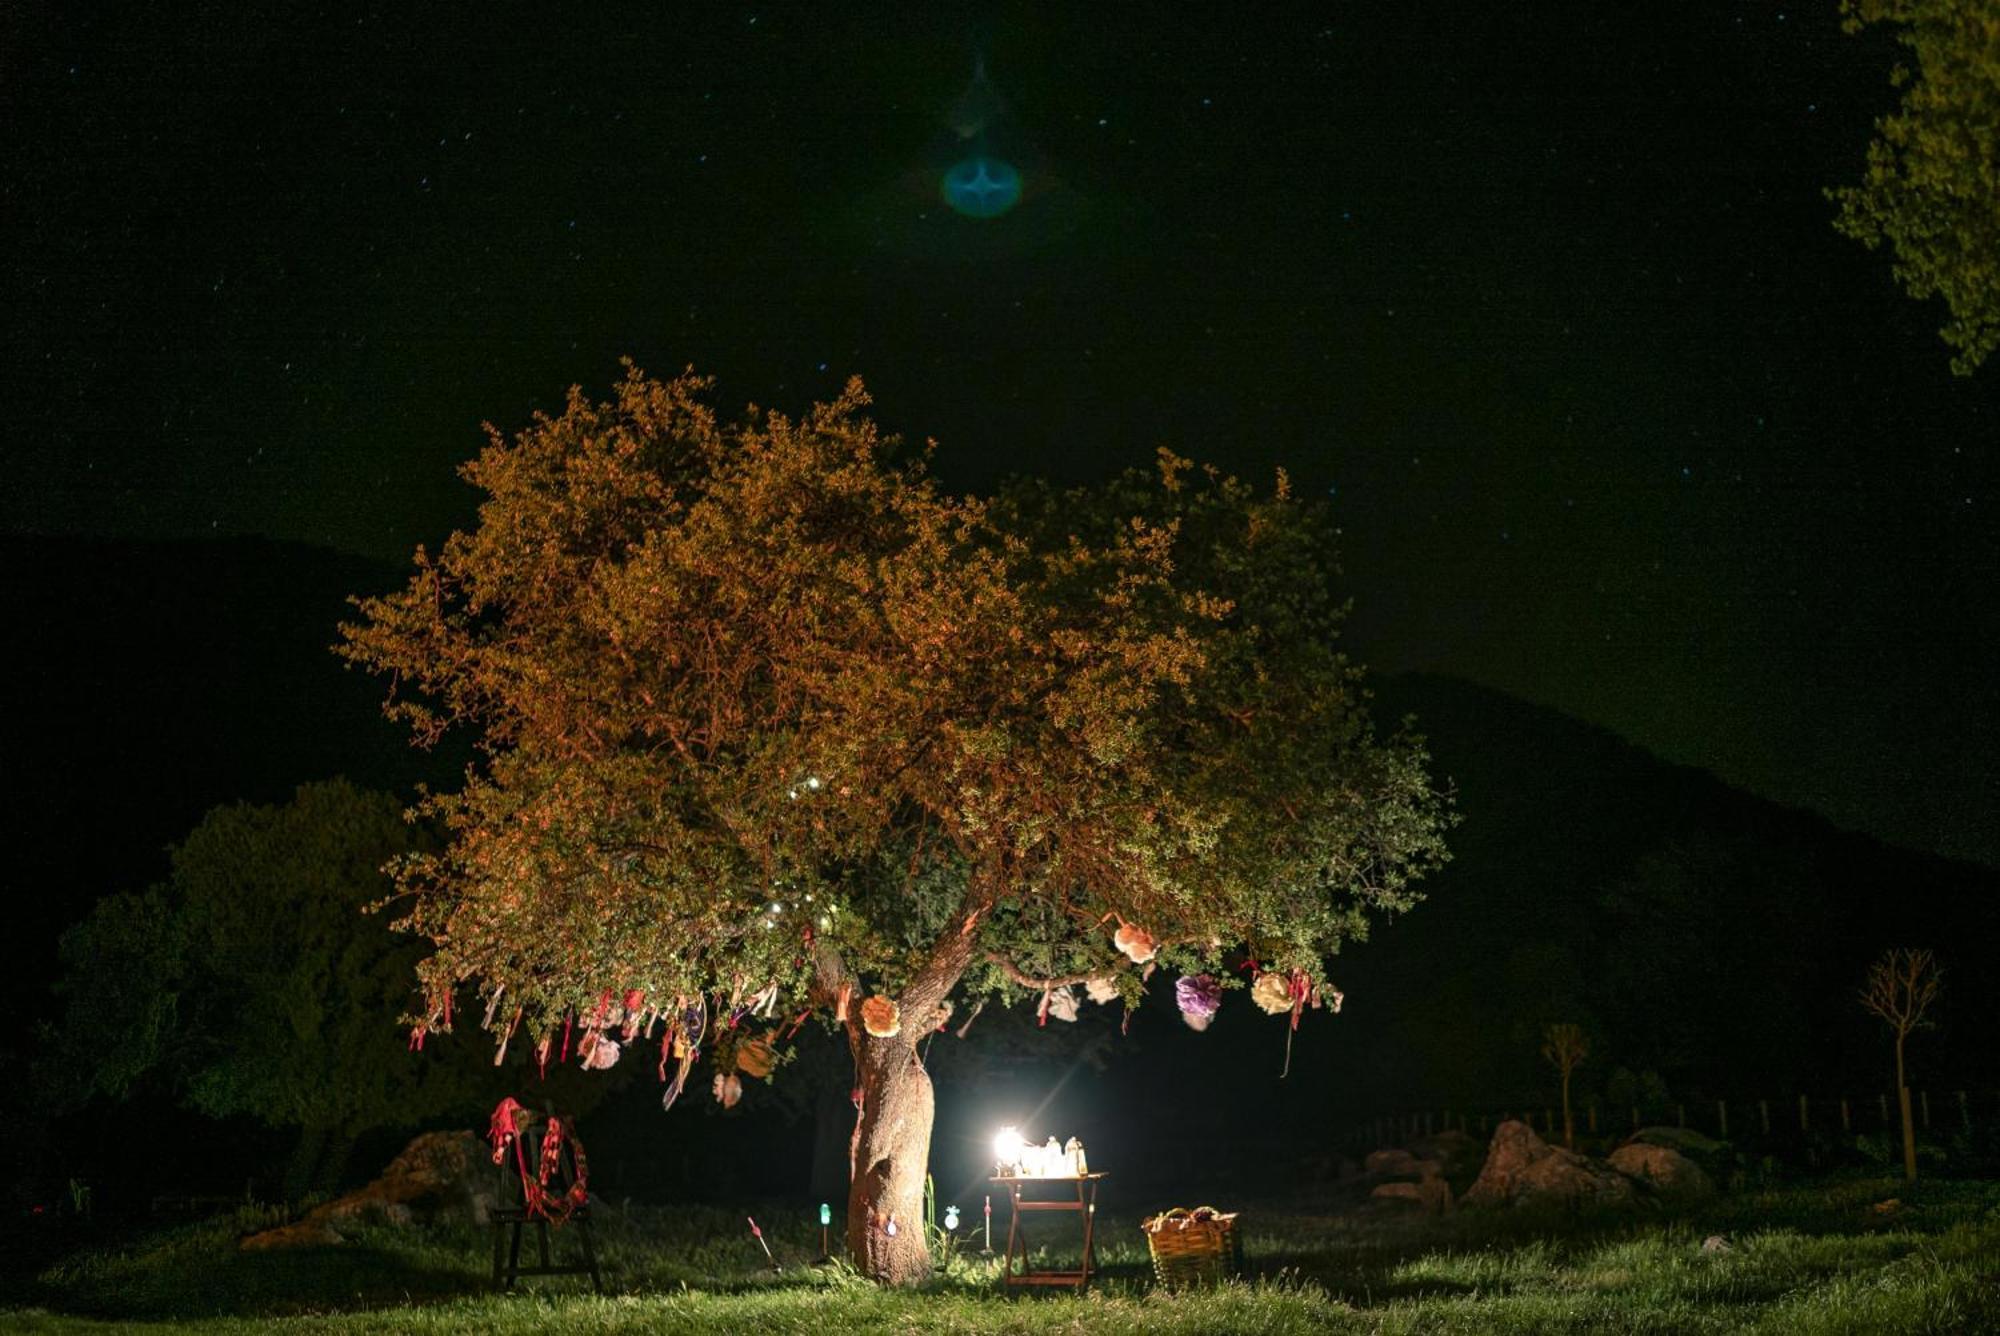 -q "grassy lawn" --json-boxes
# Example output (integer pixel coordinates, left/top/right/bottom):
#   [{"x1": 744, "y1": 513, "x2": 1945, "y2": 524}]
[{"x1": 6, "y1": 1175, "x2": 1997, "y2": 1333}]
